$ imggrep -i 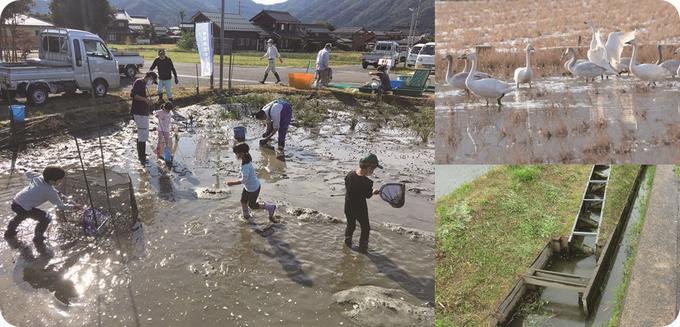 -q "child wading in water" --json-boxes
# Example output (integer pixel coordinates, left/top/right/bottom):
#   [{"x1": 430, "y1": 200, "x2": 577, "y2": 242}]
[
  {"x1": 5, "y1": 167, "x2": 83, "y2": 242},
  {"x1": 227, "y1": 143, "x2": 277, "y2": 221},
  {"x1": 155, "y1": 102, "x2": 174, "y2": 160},
  {"x1": 344, "y1": 154, "x2": 382, "y2": 253}
]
